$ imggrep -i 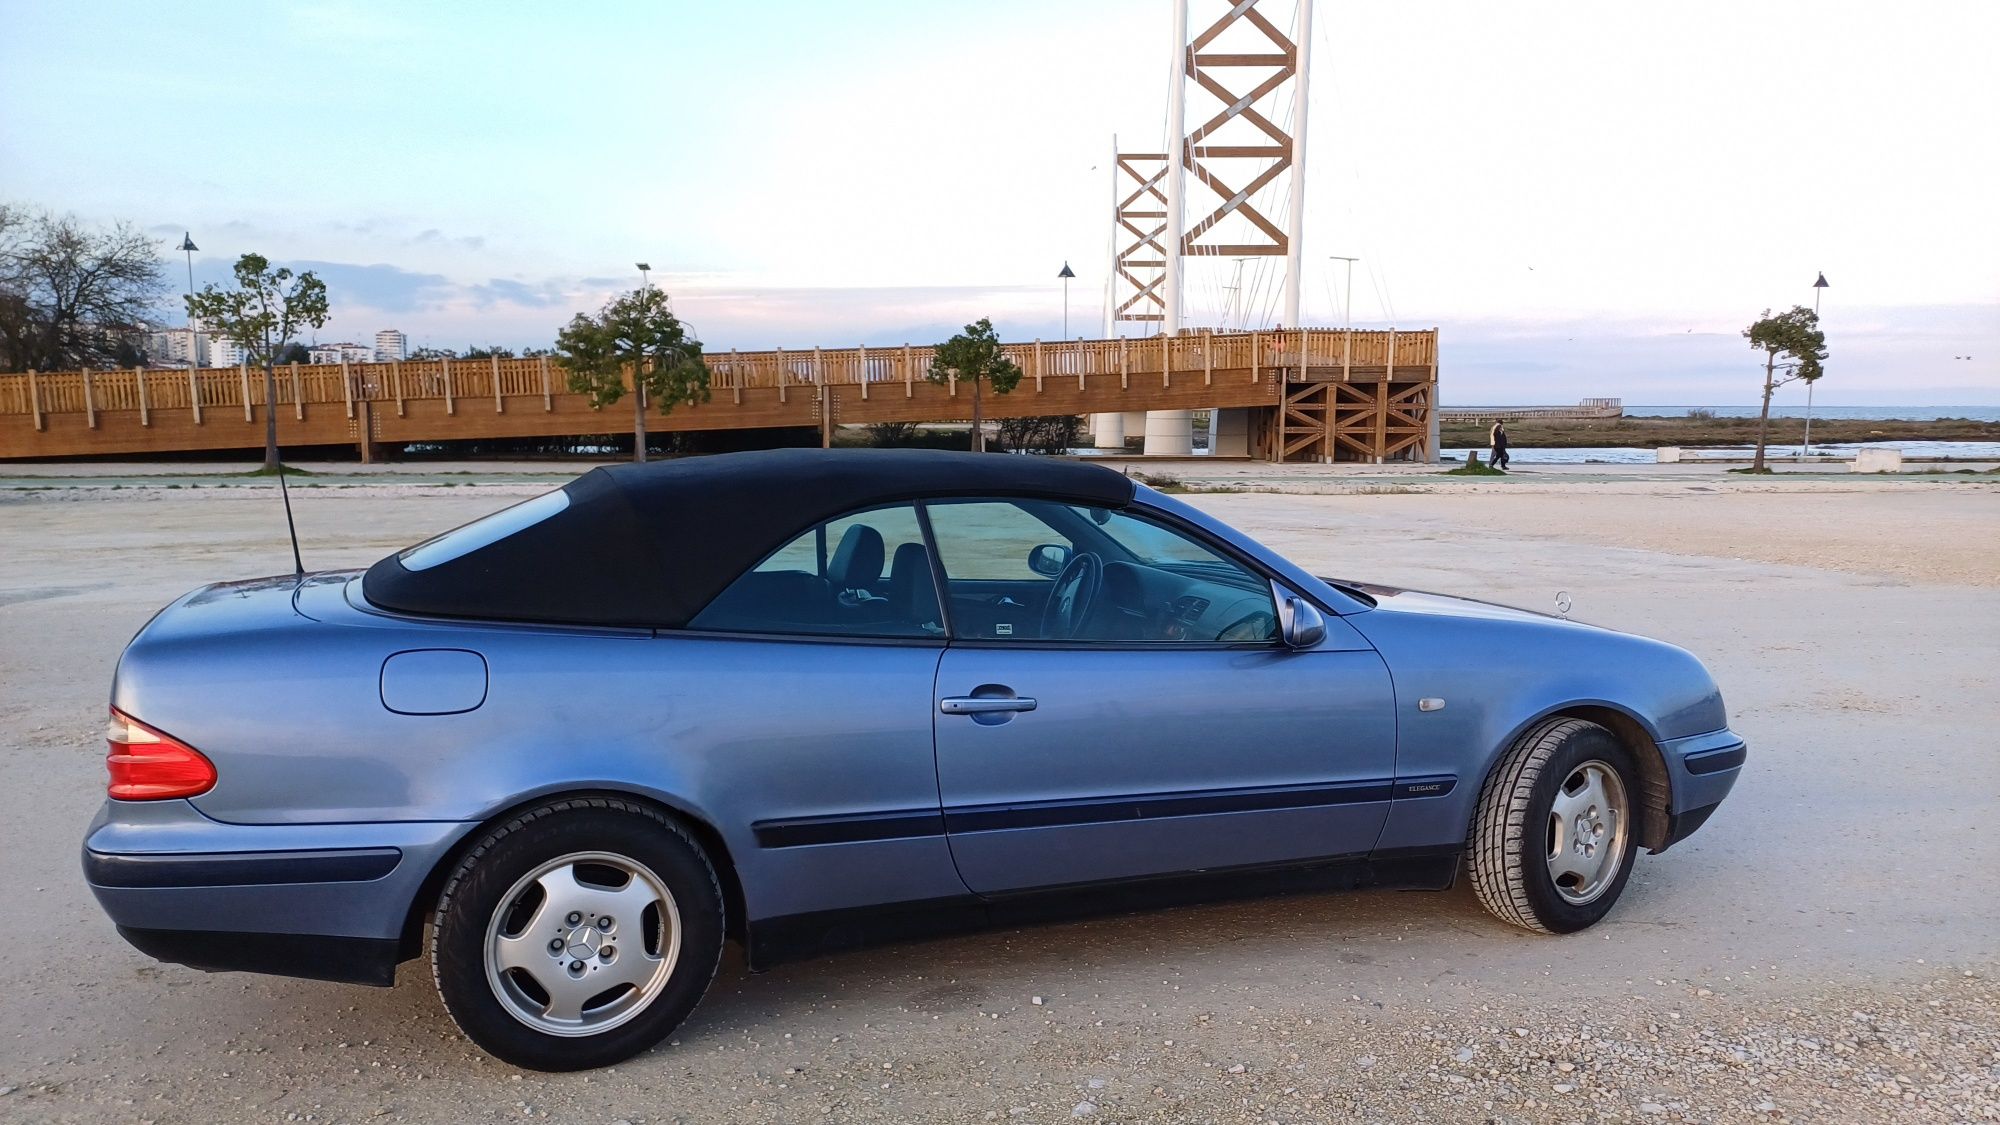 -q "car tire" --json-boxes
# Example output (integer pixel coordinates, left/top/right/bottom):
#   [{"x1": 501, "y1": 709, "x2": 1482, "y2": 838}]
[
  {"x1": 430, "y1": 797, "x2": 724, "y2": 1071},
  {"x1": 1468, "y1": 718, "x2": 1640, "y2": 934}
]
